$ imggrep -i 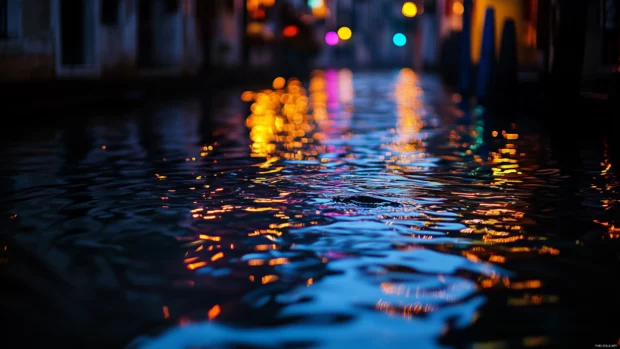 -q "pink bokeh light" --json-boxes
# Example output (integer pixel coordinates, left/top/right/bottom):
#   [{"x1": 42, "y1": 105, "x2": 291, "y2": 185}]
[{"x1": 325, "y1": 32, "x2": 339, "y2": 46}]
